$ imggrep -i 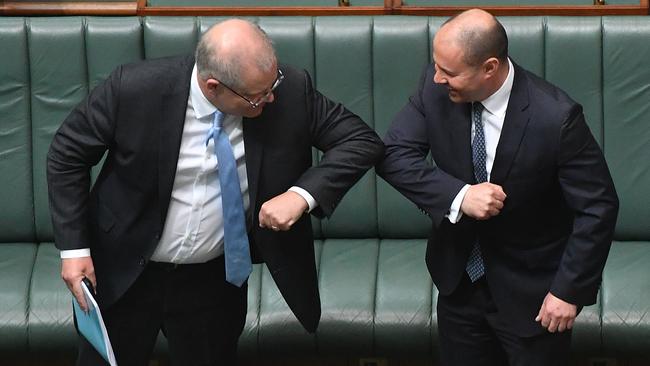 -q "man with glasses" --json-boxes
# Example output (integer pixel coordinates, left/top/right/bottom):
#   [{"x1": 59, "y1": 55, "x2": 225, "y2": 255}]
[{"x1": 47, "y1": 19, "x2": 383, "y2": 365}]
